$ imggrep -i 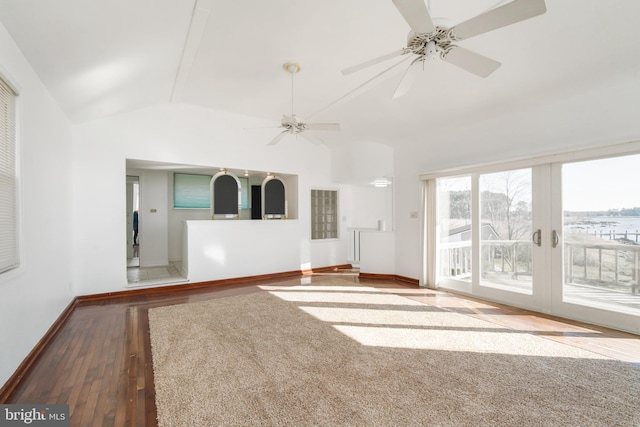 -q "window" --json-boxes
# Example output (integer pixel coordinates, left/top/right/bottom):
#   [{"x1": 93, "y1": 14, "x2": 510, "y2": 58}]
[
  {"x1": 311, "y1": 189, "x2": 338, "y2": 240},
  {"x1": 0, "y1": 76, "x2": 18, "y2": 274},
  {"x1": 174, "y1": 173, "x2": 211, "y2": 208}
]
